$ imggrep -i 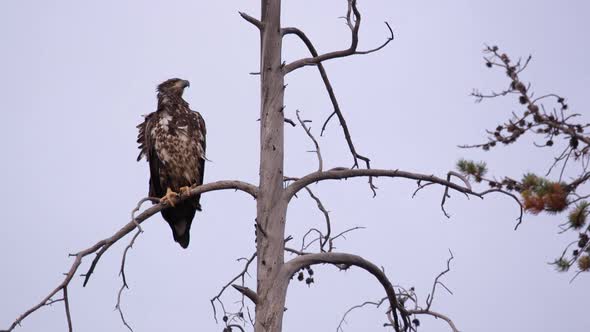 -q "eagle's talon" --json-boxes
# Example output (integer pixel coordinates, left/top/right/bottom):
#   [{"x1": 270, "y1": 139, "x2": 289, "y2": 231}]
[
  {"x1": 179, "y1": 185, "x2": 192, "y2": 197},
  {"x1": 160, "y1": 187, "x2": 179, "y2": 207}
]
